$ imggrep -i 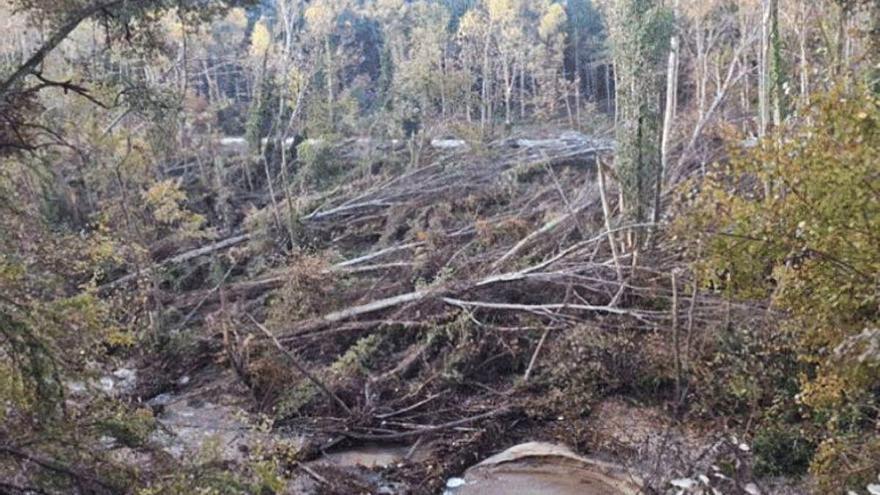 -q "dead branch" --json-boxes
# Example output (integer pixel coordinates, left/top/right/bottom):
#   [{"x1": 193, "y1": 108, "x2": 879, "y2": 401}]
[
  {"x1": 333, "y1": 407, "x2": 510, "y2": 441},
  {"x1": 248, "y1": 315, "x2": 353, "y2": 415},
  {"x1": 294, "y1": 462, "x2": 329, "y2": 486},
  {"x1": 523, "y1": 328, "x2": 551, "y2": 382},
  {"x1": 100, "y1": 233, "x2": 251, "y2": 293}
]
